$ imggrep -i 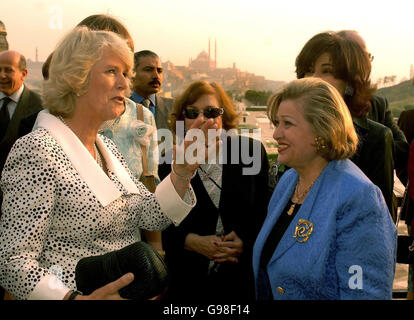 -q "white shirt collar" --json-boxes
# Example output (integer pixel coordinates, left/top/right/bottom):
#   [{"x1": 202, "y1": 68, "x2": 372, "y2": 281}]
[
  {"x1": 37, "y1": 112, "x2": 139, "y2": 206},
  {"x1": 0, "y1": 84, "x2": 25, "y2": 103}
]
